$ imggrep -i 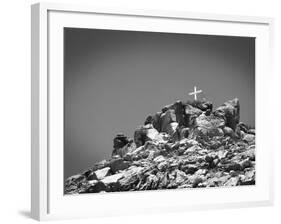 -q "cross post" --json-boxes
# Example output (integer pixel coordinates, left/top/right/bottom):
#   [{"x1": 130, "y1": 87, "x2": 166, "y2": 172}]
[{"x1": 189, "y1": 86, "x2": 202, "y2": 101}]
